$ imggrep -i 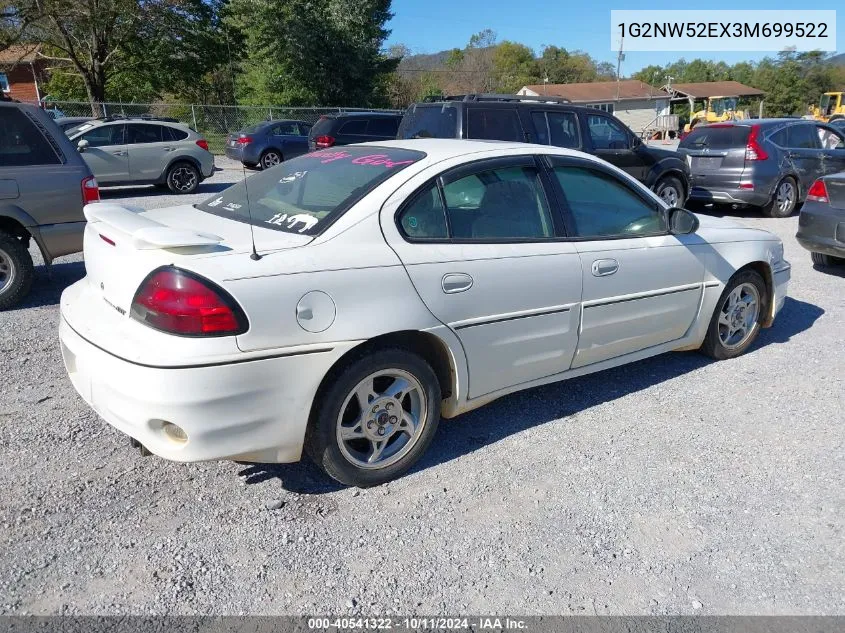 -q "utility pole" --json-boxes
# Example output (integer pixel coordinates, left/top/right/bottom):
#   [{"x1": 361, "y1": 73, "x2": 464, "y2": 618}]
[{"x1": 616, "y1": 33, "x2": 625, "y2": 102}]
